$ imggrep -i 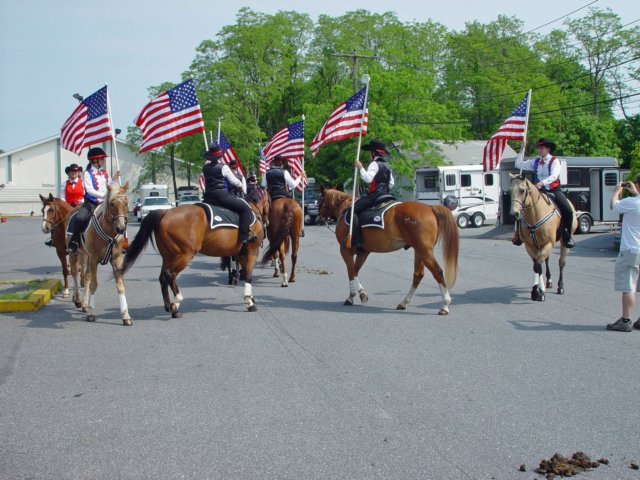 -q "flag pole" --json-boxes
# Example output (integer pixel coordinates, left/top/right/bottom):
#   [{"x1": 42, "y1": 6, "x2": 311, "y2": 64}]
[
  {"x1": 104, "y1": 83, "x2": 121, "y2": 185},
  {"x1": 519, "y1": 90, "x2": 532, "y2": 175},
  {"x1": 217, "y1": 118, "x2": 222, "y2": 144},
  {"x1": 301, "y1": 114, "x2": 305, "y2": 220},
  {"x1": 202, "y1": 130, "x2": 208, "y2": 150},
  {"x1": 346, "y1": 76, "x2": 370, "y2": 249}
]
